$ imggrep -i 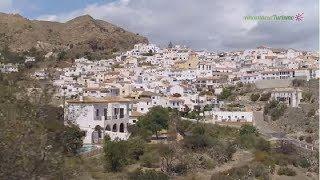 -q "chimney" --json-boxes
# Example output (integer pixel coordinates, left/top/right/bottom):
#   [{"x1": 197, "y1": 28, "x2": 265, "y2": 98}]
[{"x1": 79, "y1": 95, "x2": 83, "y2": 102}]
